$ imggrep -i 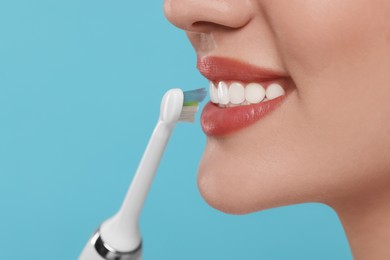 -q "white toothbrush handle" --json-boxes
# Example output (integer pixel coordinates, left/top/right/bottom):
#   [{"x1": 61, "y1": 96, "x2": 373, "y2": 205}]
[
  {"x1": 79, "y1": 89, "x2": 186, "y2": 260},
  {"x1": 100, "y1": 120, "x2": 175, "y2": 252},
  {"x1": 79, "y1": 120, "x2": 173, "y2": 260}
]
